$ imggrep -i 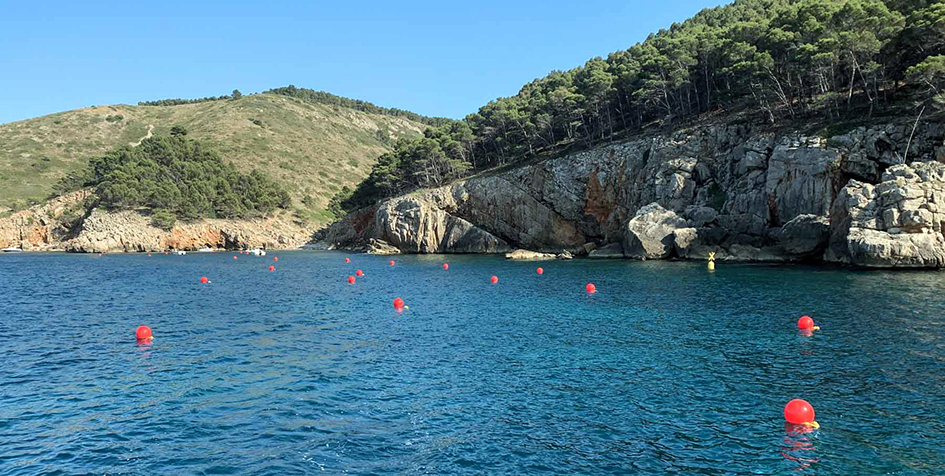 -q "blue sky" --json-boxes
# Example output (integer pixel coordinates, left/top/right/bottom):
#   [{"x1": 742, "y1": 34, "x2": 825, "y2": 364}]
[{"x1": 0, "y1": 0, "x2": 725, "y2": 124}]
